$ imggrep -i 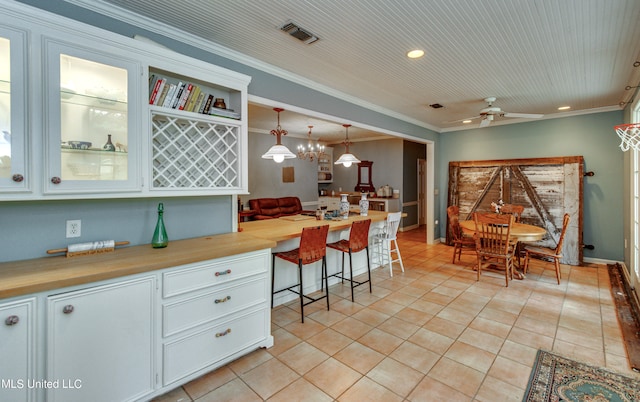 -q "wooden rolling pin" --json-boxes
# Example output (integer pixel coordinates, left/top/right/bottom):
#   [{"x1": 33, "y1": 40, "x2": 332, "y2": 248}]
[{"x1": 47, "y1": 240, "x2": 130, "y2": 257}]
